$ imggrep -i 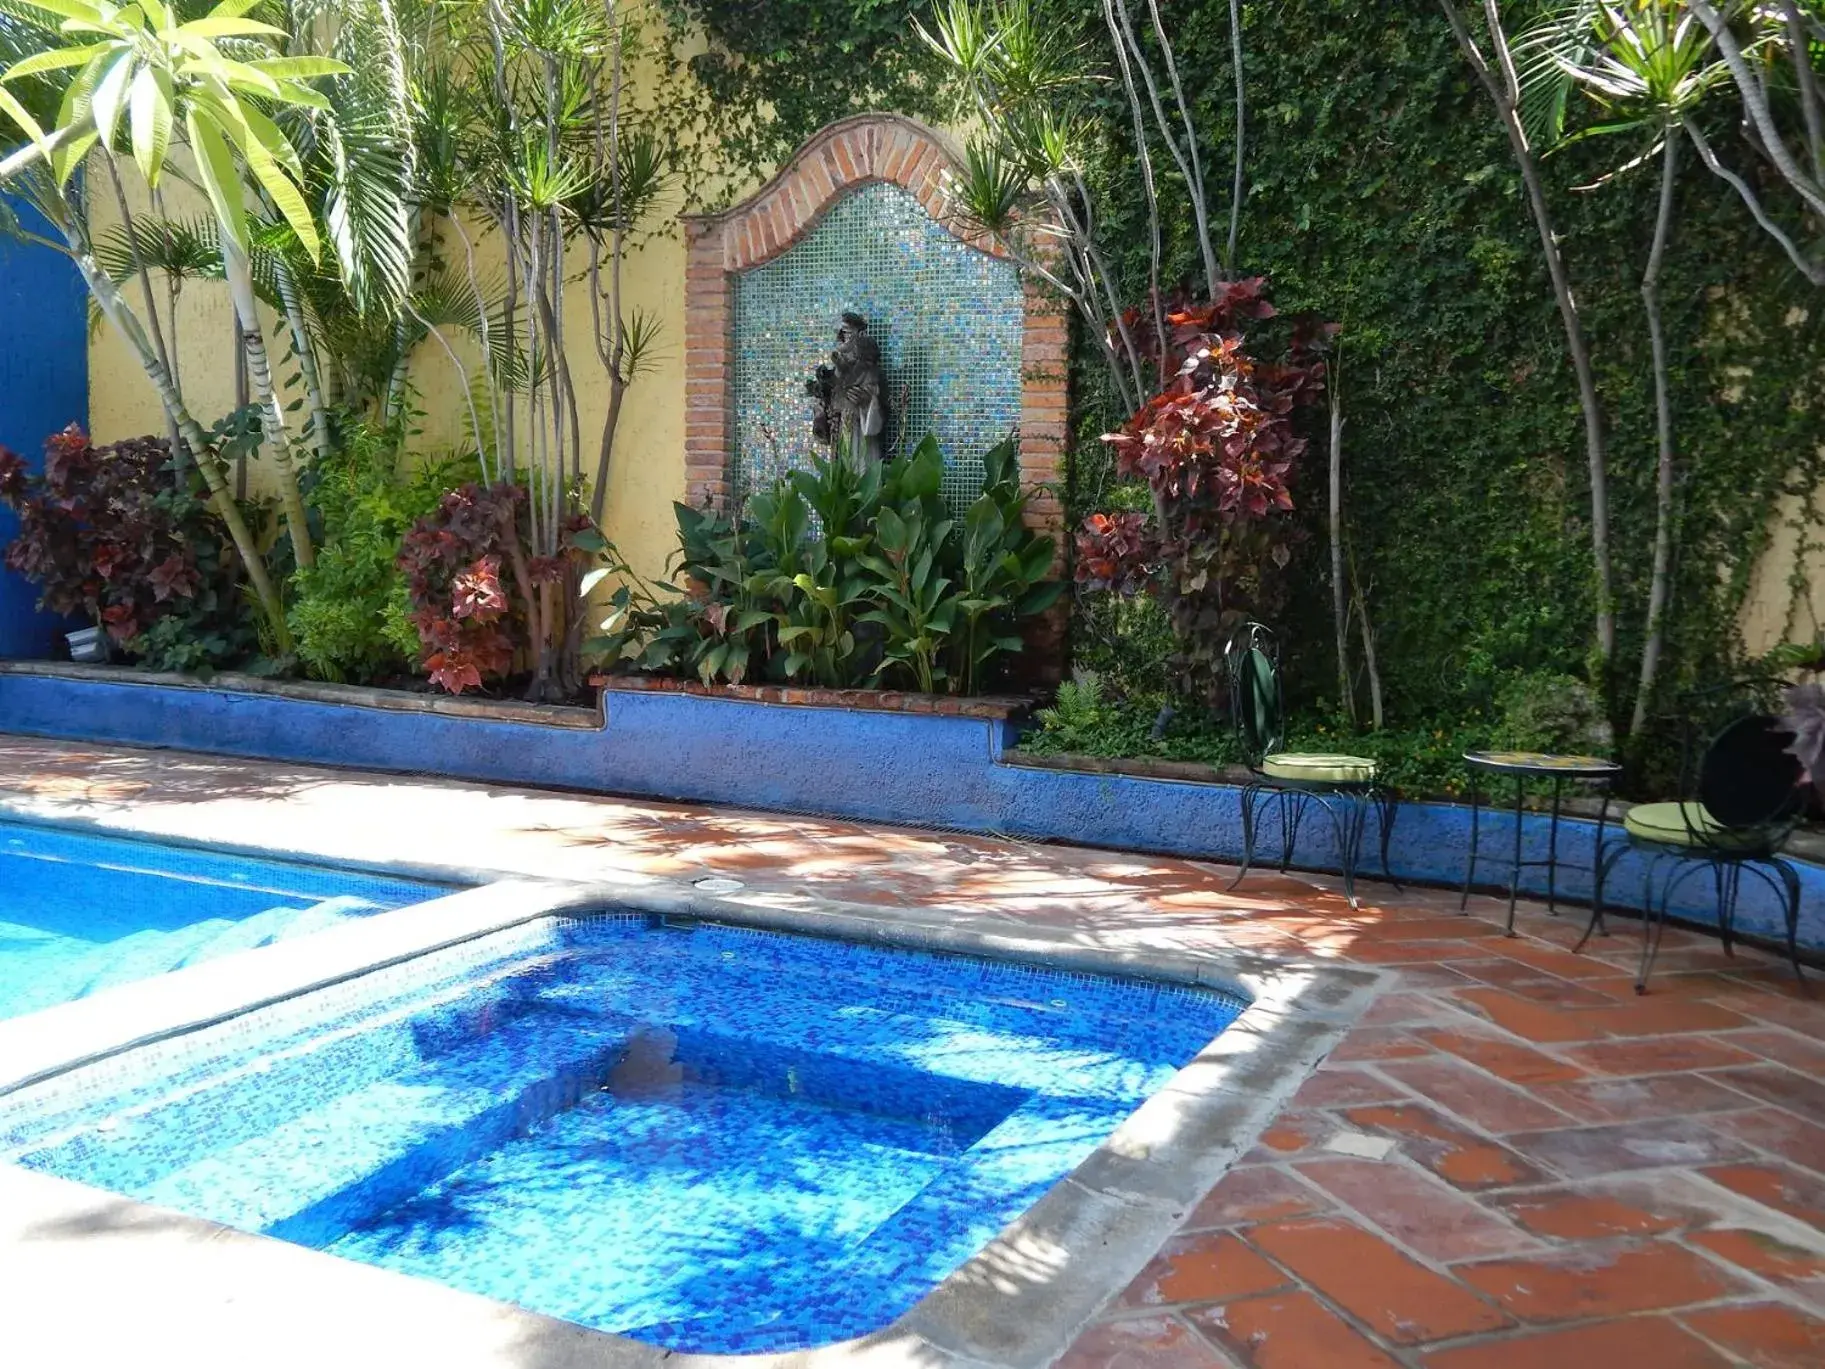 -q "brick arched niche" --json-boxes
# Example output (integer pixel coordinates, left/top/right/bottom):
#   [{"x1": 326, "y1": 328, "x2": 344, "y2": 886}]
[{"x1": 681, "y1": 114, "x2": 1067, "y2": 571}]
